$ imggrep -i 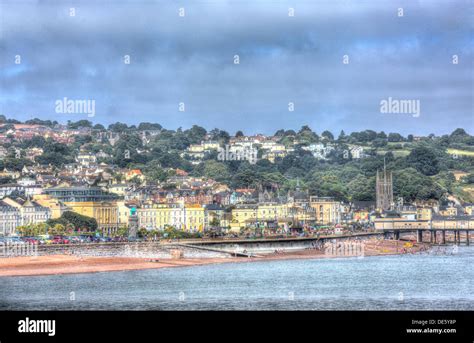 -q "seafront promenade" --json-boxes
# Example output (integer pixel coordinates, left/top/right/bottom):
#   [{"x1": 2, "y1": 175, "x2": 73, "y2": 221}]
[
  {"x1": 1, "y1": 232, "x2": 384, "y2": 259},
  {"x1": 0, "y1": 233, "x2": 431, "y2": 277}
]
